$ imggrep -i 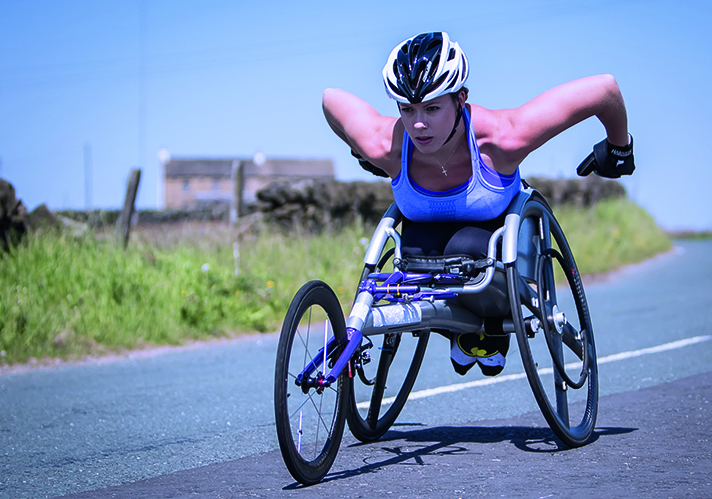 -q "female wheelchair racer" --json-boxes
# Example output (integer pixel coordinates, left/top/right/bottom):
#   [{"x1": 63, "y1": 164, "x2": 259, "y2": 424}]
[{"x1": 275, "y1": 31, "x2": 636, "y2": 485}]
